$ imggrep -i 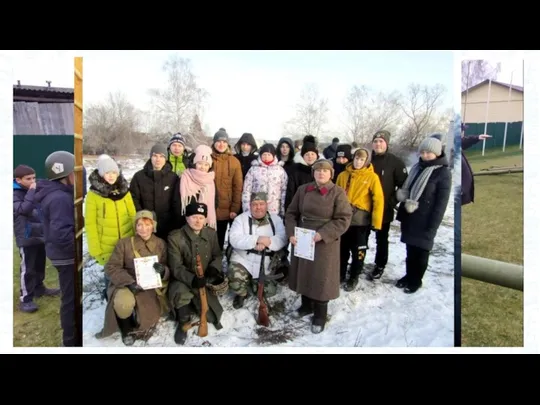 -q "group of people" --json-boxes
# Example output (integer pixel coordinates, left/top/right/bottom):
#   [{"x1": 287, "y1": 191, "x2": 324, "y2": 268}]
[
  {"x1": 83, "y1": 127, "x2": 452, "y2": 346},
  {"x1": 13, "y1": 151, "x2": 78, "y2": 347}
]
